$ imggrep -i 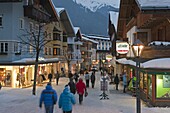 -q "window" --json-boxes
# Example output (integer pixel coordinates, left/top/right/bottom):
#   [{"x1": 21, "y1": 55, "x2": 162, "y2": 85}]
[
  {"x1": 49, "y1": 48, "x2": 51, "y2": 55},
  {"x1": 20, "y1": 18, "x2": 24, "y2": 29},
  {"x1": 53, "y1": 33, "x2": 61, "y2": 41},
  {"x1": 0, "y1": 42, "x2": 8, "y2": 53},
  {"x1": 53, "y1": 48, "x2": 60, "y2": 55},
  {"x1": 29, "y1": 22, "x2": 33, "y2": 32},
  {"x1": 35, "y1": 24, "x2": 39, "y2": 34},
  {"x1": 44, "y1": 47, "x2": 48, "y2": 55},
  {"x1": 14, "y1": 42, "x2": 20, "y2": 53},
  {"x1": 0, "y1": 15, "x2": 2, "y2": 27}
]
